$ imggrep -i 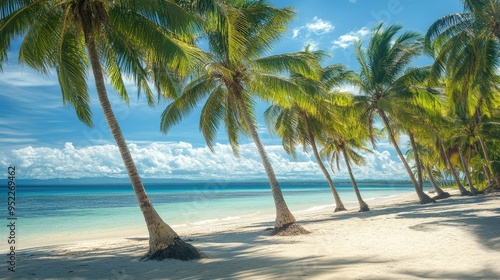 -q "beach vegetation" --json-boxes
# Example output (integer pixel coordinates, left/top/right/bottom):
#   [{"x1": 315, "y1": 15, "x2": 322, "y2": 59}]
[
  {"x1": 426, "y1": 0, "x2": 500, "y2": 191},
  {"x1": 0, "y1": 0, "x2": 204, "y2": 260},
  {"x1": 353, "y1": 23, "x2": 436, "y2": 204},
  {"x1": 161, "y1": 0, "x2": 314, "y2": 235},
  {"x1": 320, "y1": 93, "x2": 375, "y2": 211},
  {"x1": 264, "y1": 47, "x2": 351, "y2": 212}
]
